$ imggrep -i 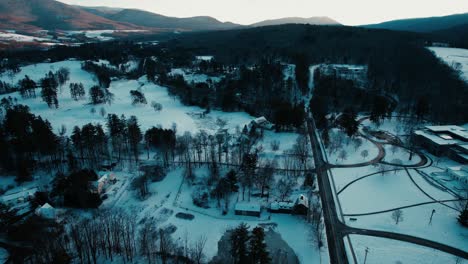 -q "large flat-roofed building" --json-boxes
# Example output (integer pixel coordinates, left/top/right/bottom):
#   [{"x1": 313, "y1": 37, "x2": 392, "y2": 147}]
[{"x1": 413, "y1": 125, "x2": 468, "y2": 163}]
